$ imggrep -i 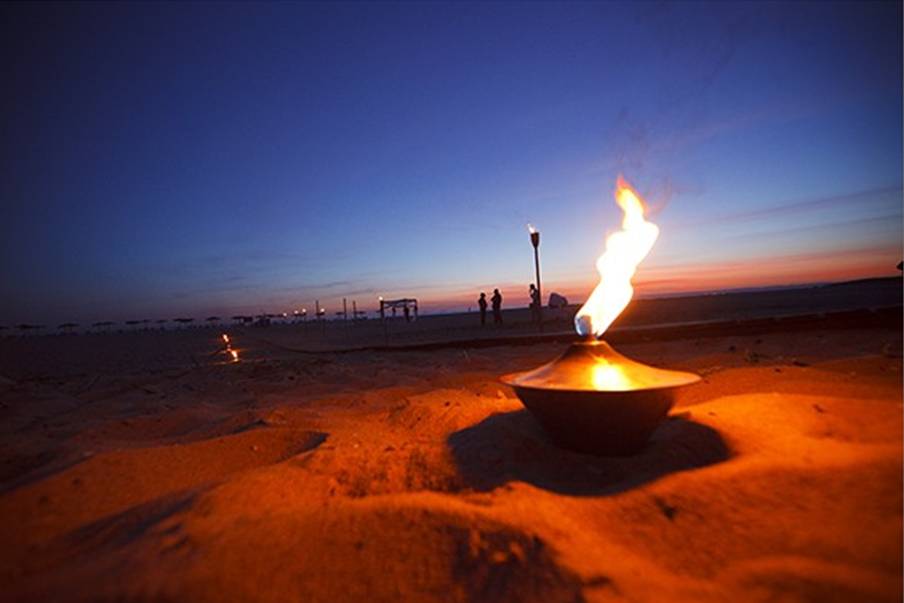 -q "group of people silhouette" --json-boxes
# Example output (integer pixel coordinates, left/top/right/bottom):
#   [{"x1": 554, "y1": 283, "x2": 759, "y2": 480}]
[
  {"x1": 477, "y1": 283, "x2": 544, "y2": 326},
  {"x1": 476, "y1": 289, "x2": 503, "y2": 325}
]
